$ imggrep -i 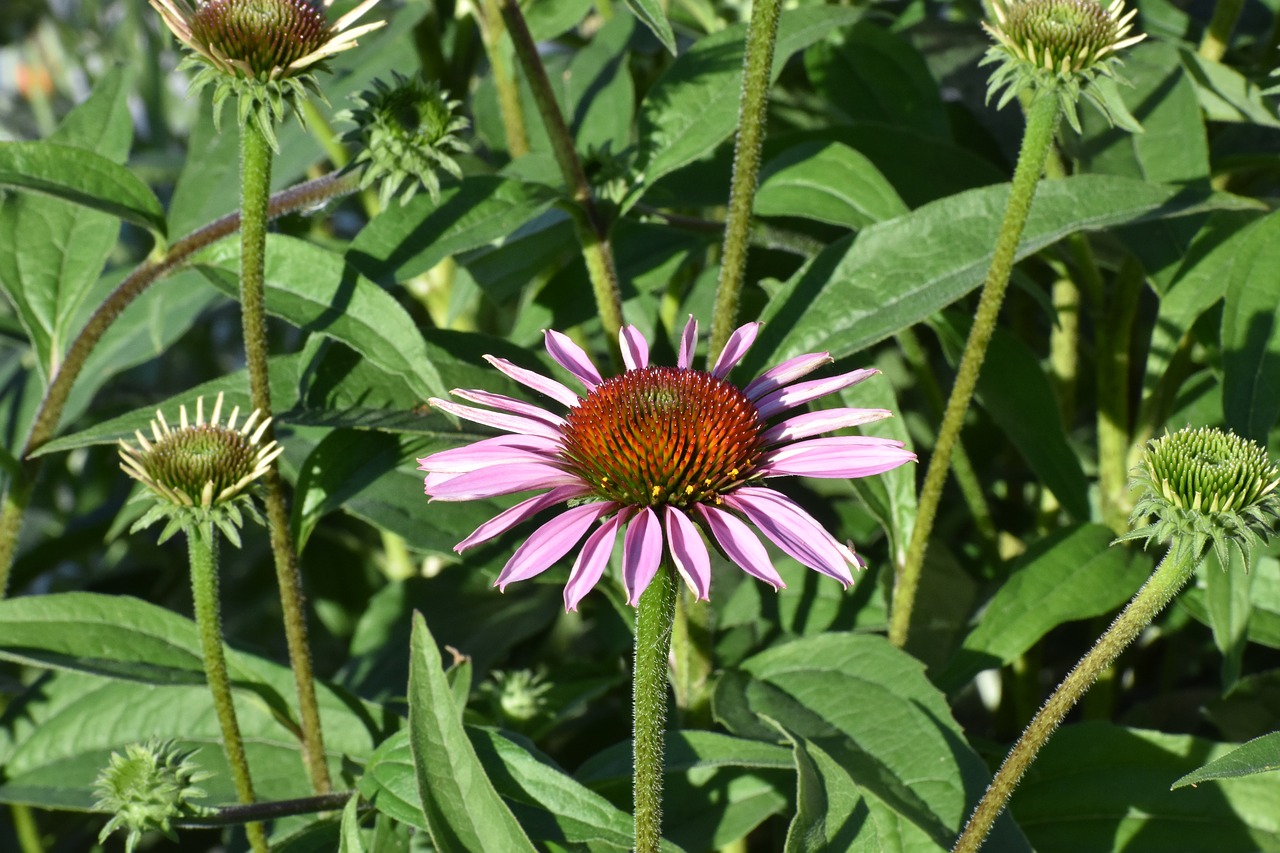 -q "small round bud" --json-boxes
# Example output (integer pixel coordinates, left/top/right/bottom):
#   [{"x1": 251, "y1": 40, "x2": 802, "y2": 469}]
[
  {"x1": 94, "y1": 739, "x2": 212, "y2": 853},
  {"x1": 481, "y1": 669, "x2": 551, "y2": 729}
]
